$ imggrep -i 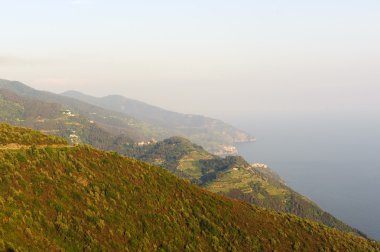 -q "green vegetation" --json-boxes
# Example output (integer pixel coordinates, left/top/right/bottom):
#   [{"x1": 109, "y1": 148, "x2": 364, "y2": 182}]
[
  {"x1": 0, "y1": 123, "x2": 67, "y2": 146},
  {"x1": 0, "y1": 124, "x2": 379, "y2": 251},
  {"x1": 124, "y1": 137, "x2": 363, "y2": 235},
  {"x1": 0, "y1": 78, "x2": 370, "y2": 241},
  {"x1": 0, "y1": 79, "x2": 254, "y2": 154},
  {"x1": 123, "y1": 136, "x2": 214, "y2": 180},
  {"x1": 0, "y1": 87, "x2": 133, "y2": 150},
  {"x1": 0, "y1": 95, "x2": 23, "y2": 122},
  {"x1": 62, "y1": 90, "x2": 255, "y2": 153}
]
